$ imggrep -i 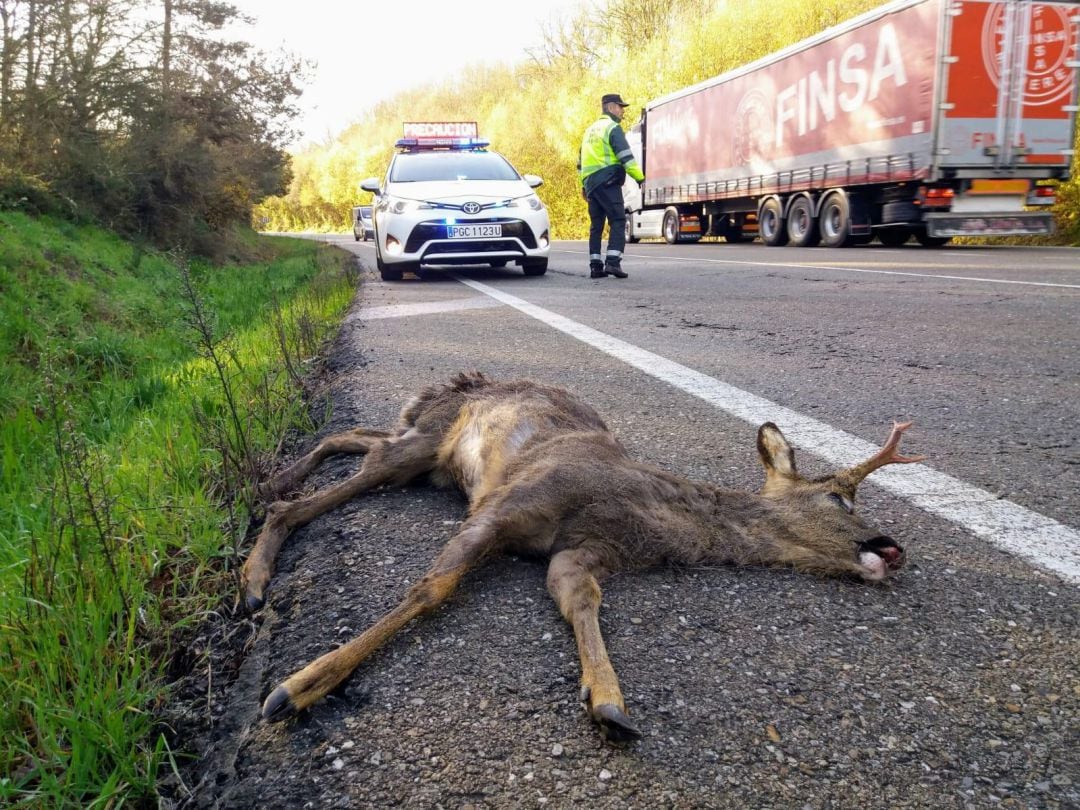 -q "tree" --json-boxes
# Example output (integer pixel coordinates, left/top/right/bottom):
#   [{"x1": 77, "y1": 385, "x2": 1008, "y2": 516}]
[{"x1": 0, "y1": 0, "x2": 303, "y2": 251}]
